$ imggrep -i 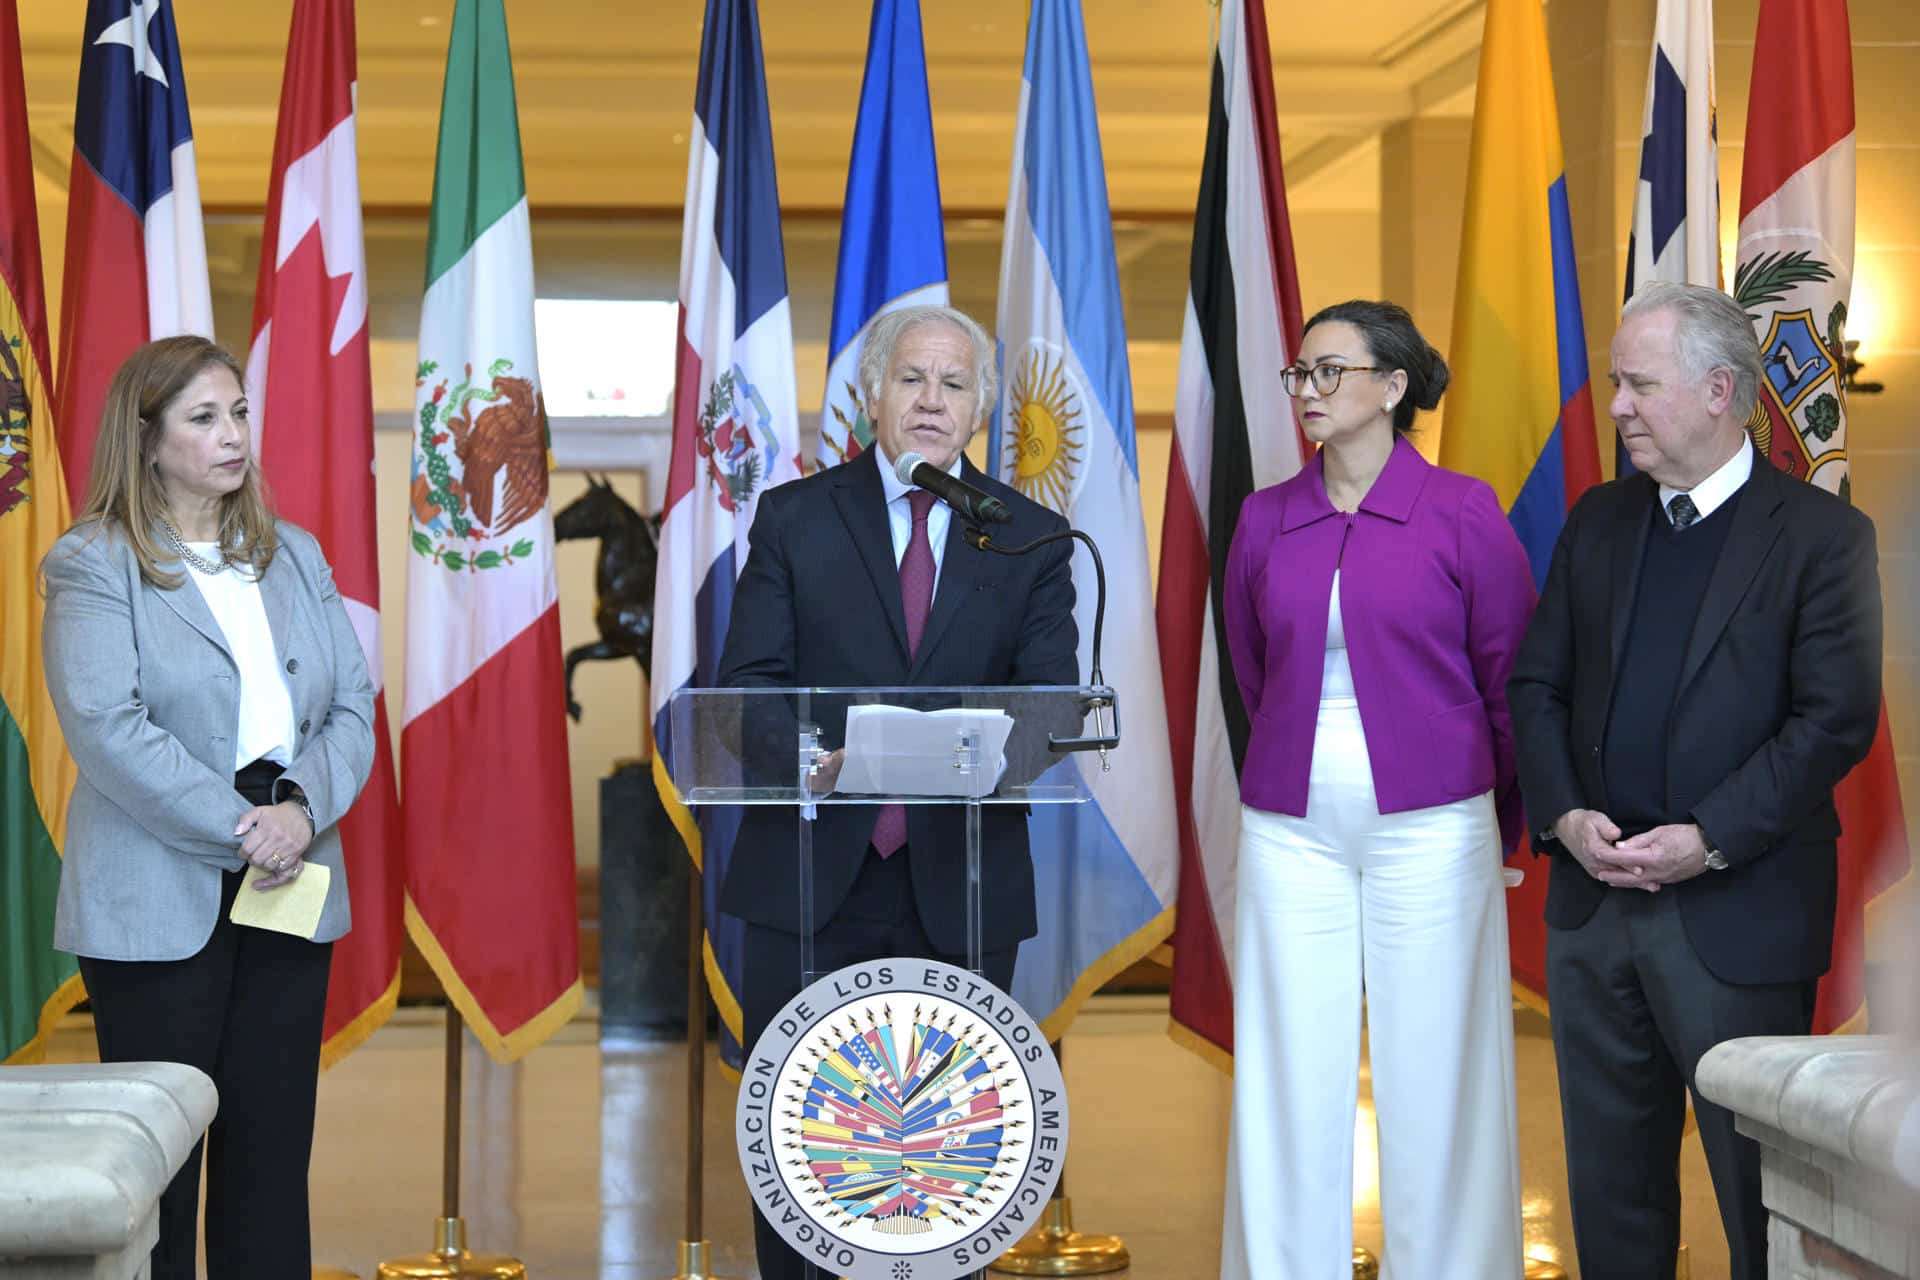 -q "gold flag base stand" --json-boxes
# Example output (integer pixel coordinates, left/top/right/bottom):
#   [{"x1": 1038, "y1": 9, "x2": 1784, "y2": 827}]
[
  {"x1": 1352, "y1": 1247, "x2": 1377, "y2": 1278},
  {"x1": 376, "y1": 1217, "x2": 526, "y2": 1280},
  {"x1": 988, "y1": 1197, "x2": 1129, "y2": 1275},
  {"x1": 1525, "y1": 1258, "x2": 1568, "y2": 1279},
  {"x1": 657, "y1": 1239, "x2": 732, "y2": 1280}
]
